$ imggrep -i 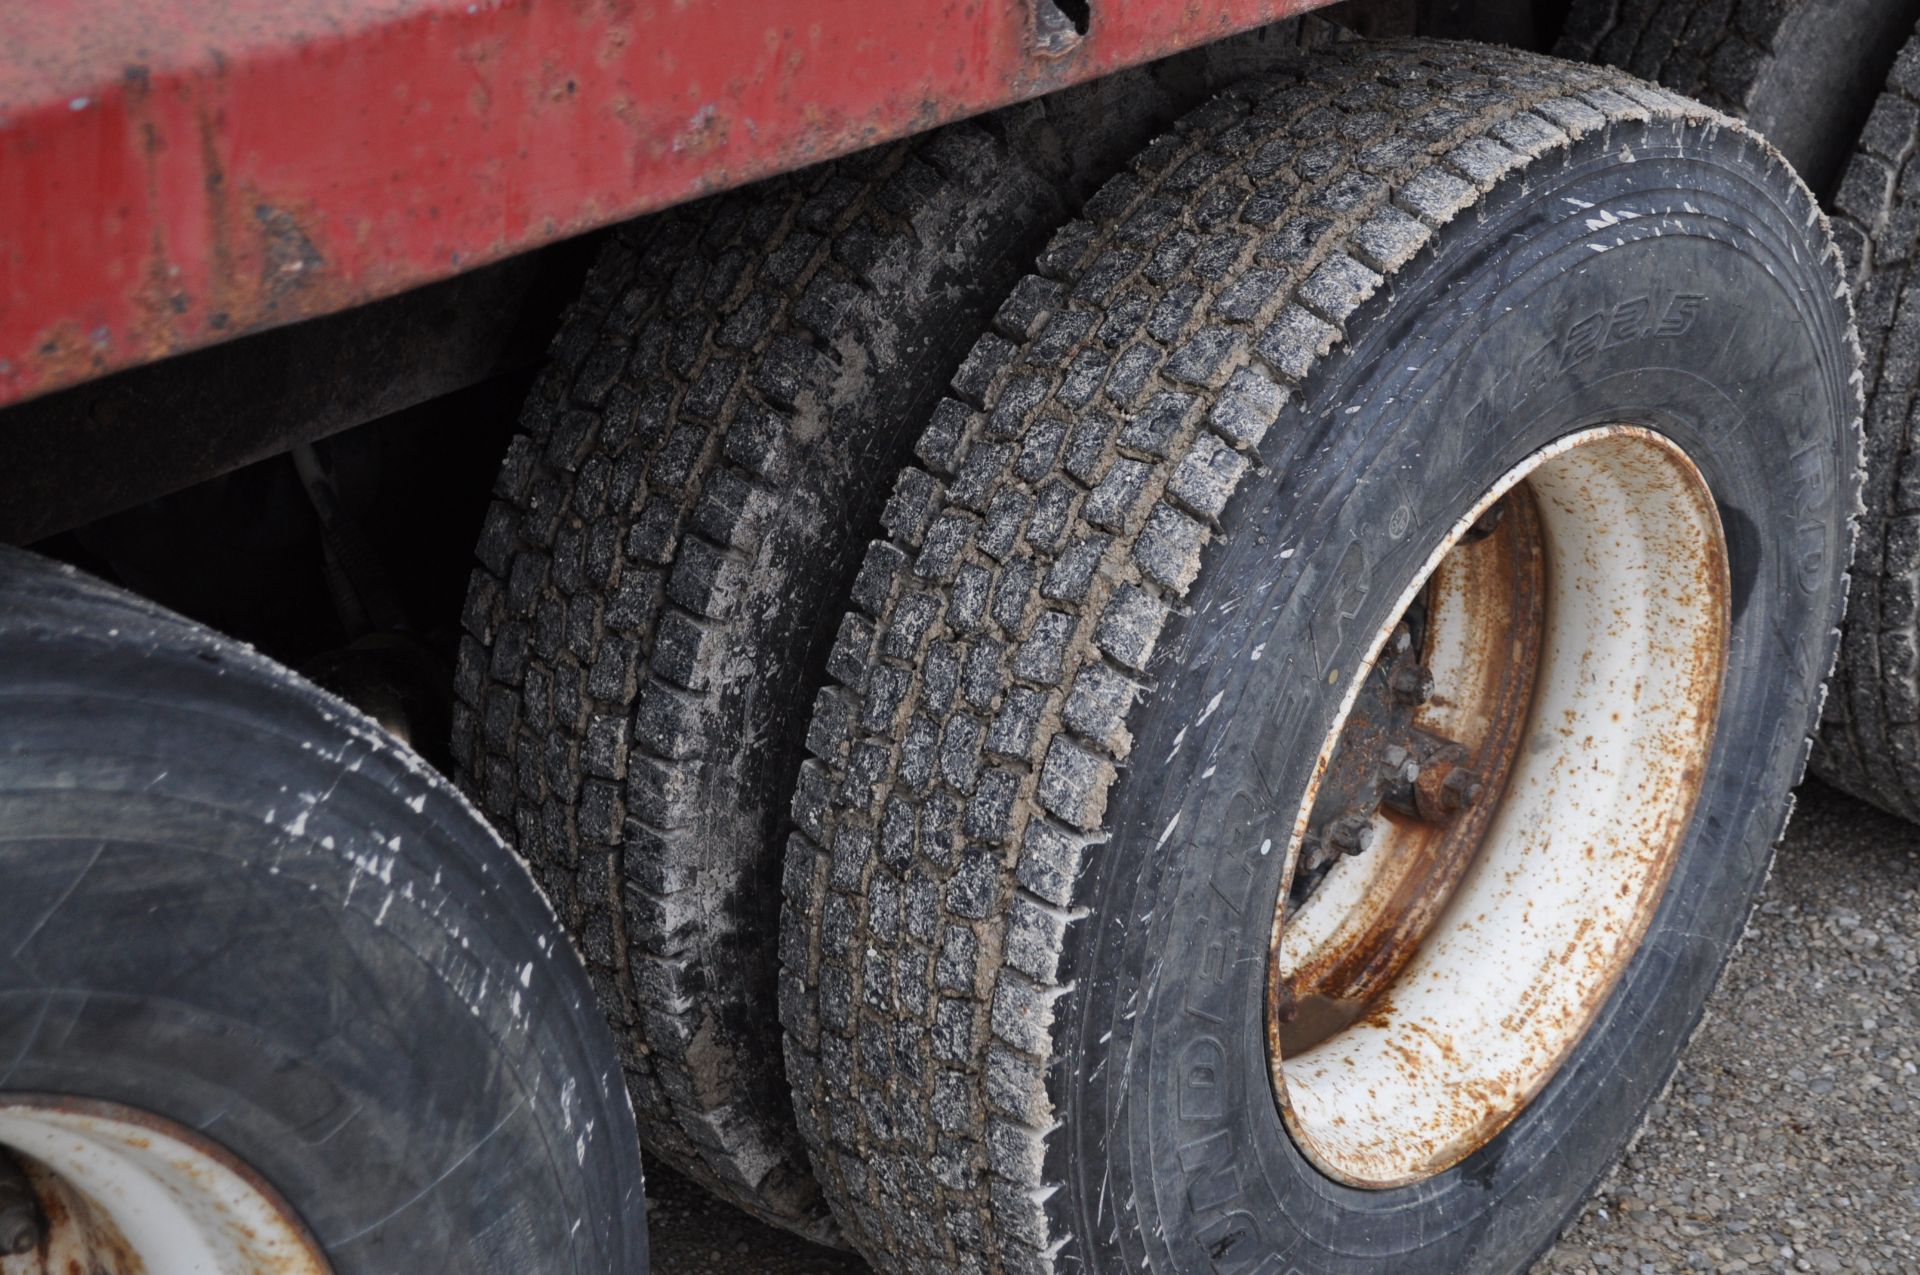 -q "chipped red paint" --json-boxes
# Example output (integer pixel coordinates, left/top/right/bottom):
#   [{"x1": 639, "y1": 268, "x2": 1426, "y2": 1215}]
[{"x1": 0, "y1": 0, "x2": 1331, "y2": 409}]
